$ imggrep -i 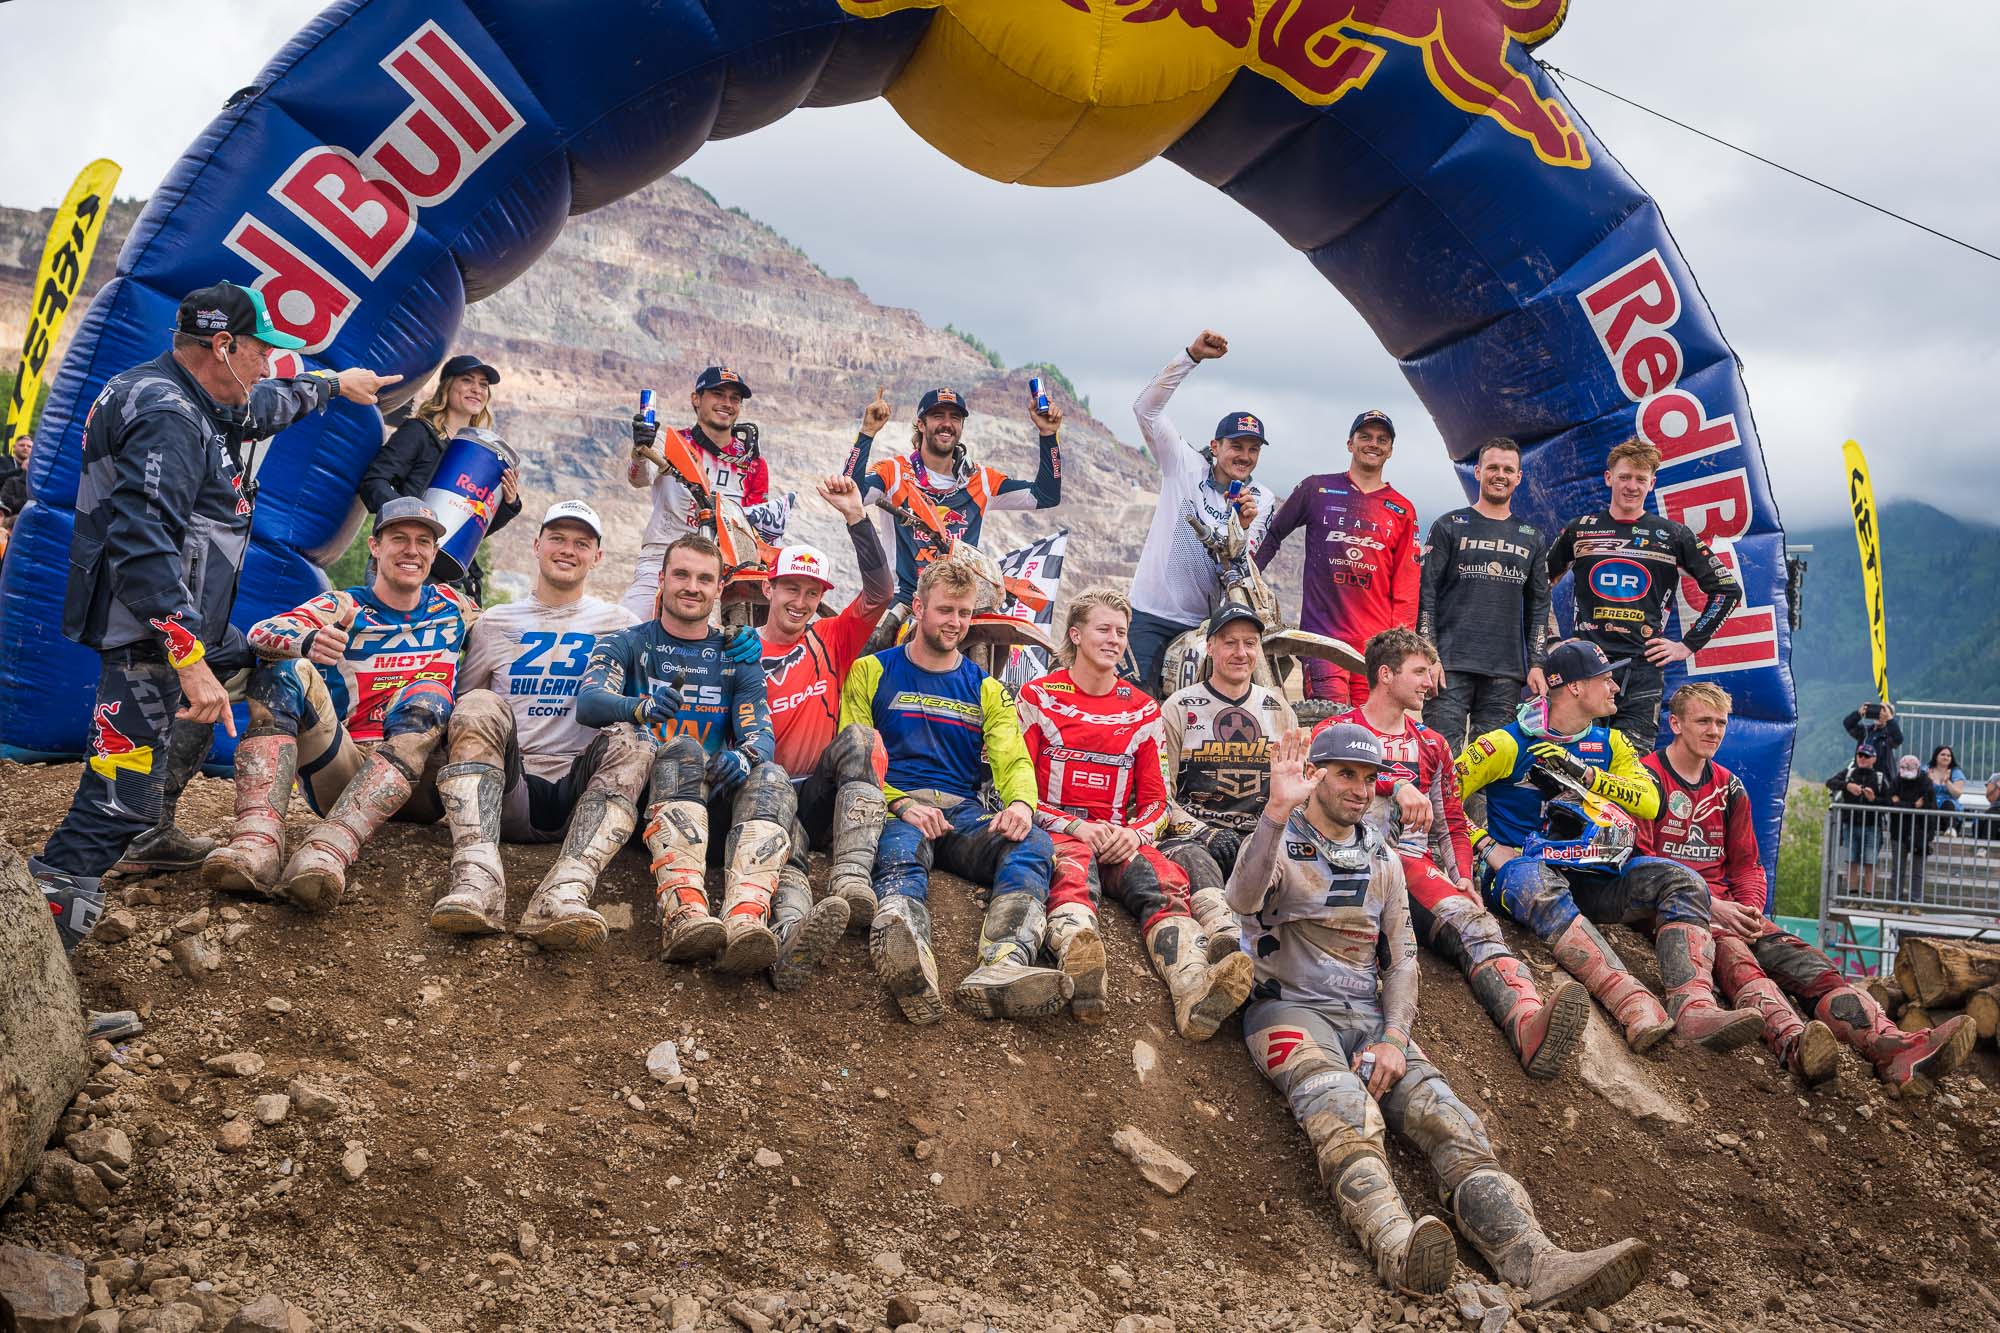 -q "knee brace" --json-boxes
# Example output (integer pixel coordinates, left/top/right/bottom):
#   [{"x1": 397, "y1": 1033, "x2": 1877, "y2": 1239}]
[
  {"x1": 648, "y1": 734, "x2": 709, "y2": 803},
  {"x1": 731, "y1": 761, "x2": 798, "y2": 827},
  {"x1": 1386, "y1": 1069, "x2": 1498, "y2": 1195},
  {"x1": 823, "y1": 723, "x2": 887, "y2": 786},
  {"x1": 378, "y1": 680, "x2": 454, "y2": 779},
  {"x1": 1429, "y1": 894, "x2": 1510, "y2": 970},
  {"x1": 245, "y1": 659, "x2": 317, "y2": 737},
  {"x1": 446, "y1": 688, "x2": 515, "y2": 768}
]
